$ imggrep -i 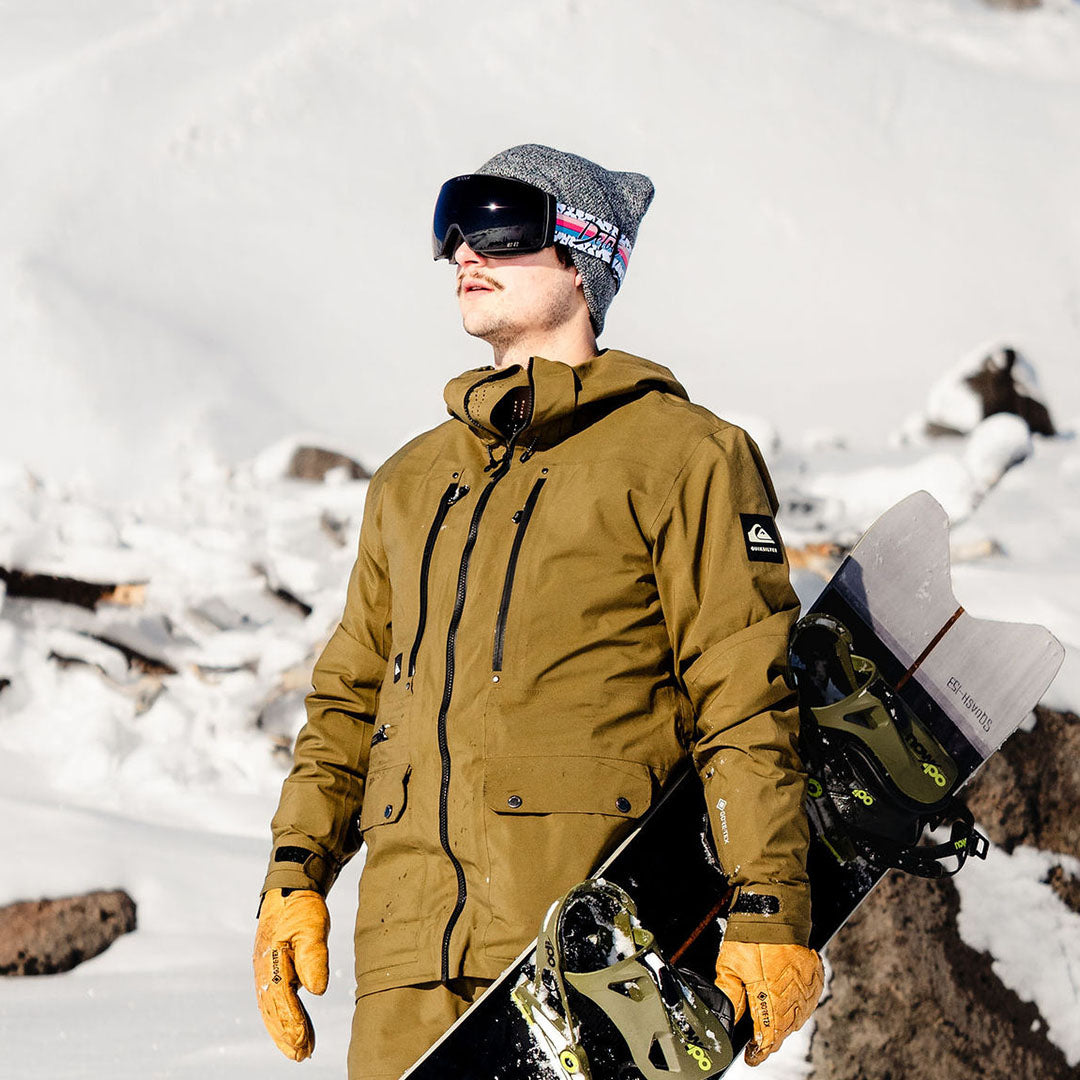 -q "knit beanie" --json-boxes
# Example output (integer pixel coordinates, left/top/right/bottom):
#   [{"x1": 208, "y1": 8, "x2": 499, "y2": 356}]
[{"x1": 476, "y1": 144, "x2": 654, "y2": 335}]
